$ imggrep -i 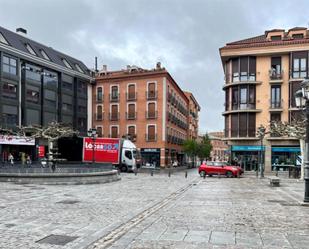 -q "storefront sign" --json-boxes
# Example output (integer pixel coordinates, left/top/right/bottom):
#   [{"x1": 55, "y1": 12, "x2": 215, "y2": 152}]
[
  {"x1": 272, "y1": 147, "x2": 300, "y2": 152},
  {"x1": 38, "y1": 146, "x2": 45, "y2": 158},
  {"x1": 83, "y1": 138, "x2": 120, "y2": 163},
  {"x1": 0, "y1": 135, "x2": 35, "y2": 146},
  {"x1": 232, "y1": 145, "x2": 265, "y2": 151},
  {"x1": 141, "y1": 148, "x2": 160, "y2": 153}
]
